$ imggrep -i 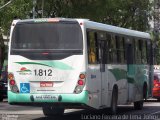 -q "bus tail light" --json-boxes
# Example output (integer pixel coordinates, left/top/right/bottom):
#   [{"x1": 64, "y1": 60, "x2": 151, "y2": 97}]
[
  {"x1": 10, "y1": 80, "x2": 15, "y2": 86},
  {"x1": 8, "y1": 73, "x2": 19, "y2": 93},
  {"x1": 74, "y1": 73, "x2": 86, "y2": 94},
  {"x1": 78, "y1": 80, "x2": 84, "y2": 85}
]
